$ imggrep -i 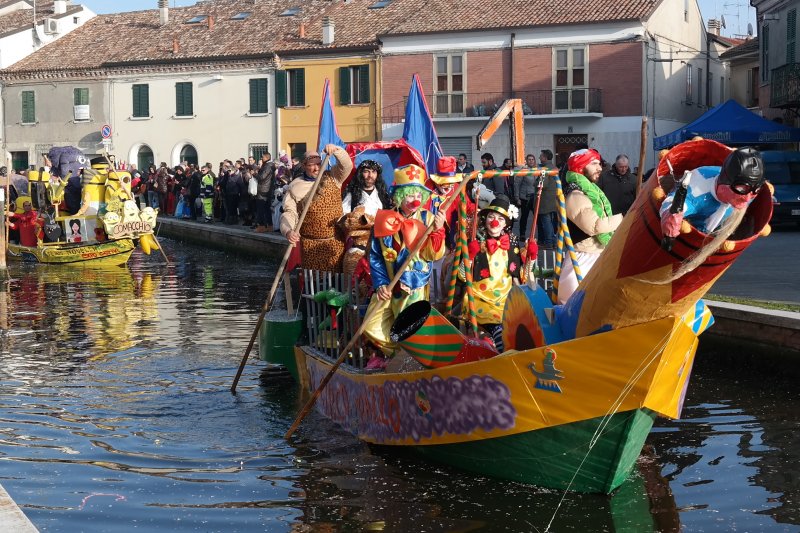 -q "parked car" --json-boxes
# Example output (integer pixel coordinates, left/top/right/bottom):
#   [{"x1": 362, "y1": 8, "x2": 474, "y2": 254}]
[{"x1": 763, "y1": 150, "x2": 800, "y2": 226}]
